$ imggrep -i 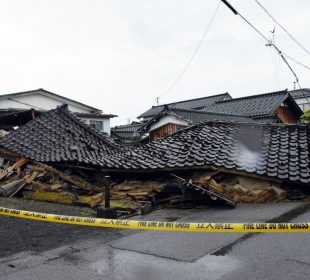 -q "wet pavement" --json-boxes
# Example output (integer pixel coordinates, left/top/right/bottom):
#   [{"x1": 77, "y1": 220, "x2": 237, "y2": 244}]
[{"x1": 0, "y1": 199, "x2": 309, "y2": 280}]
